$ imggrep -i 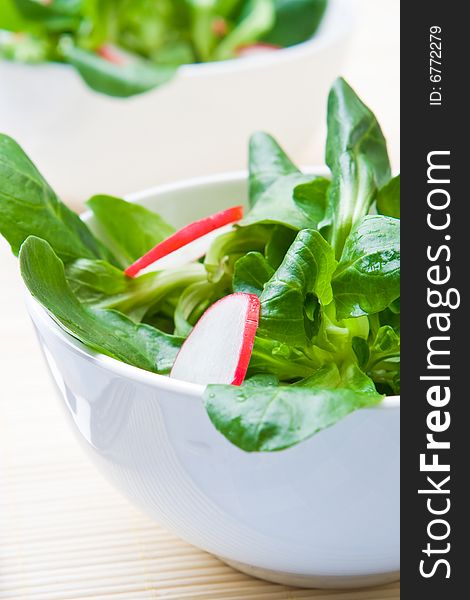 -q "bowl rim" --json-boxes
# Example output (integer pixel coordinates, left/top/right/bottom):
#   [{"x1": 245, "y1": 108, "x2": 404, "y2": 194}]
[
  {"x1": 1, "y1": 0, "x2": 352, "y2": 81},
  {"x1": 25, "y1": 169, "x2": 400, "y2": 410}
]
